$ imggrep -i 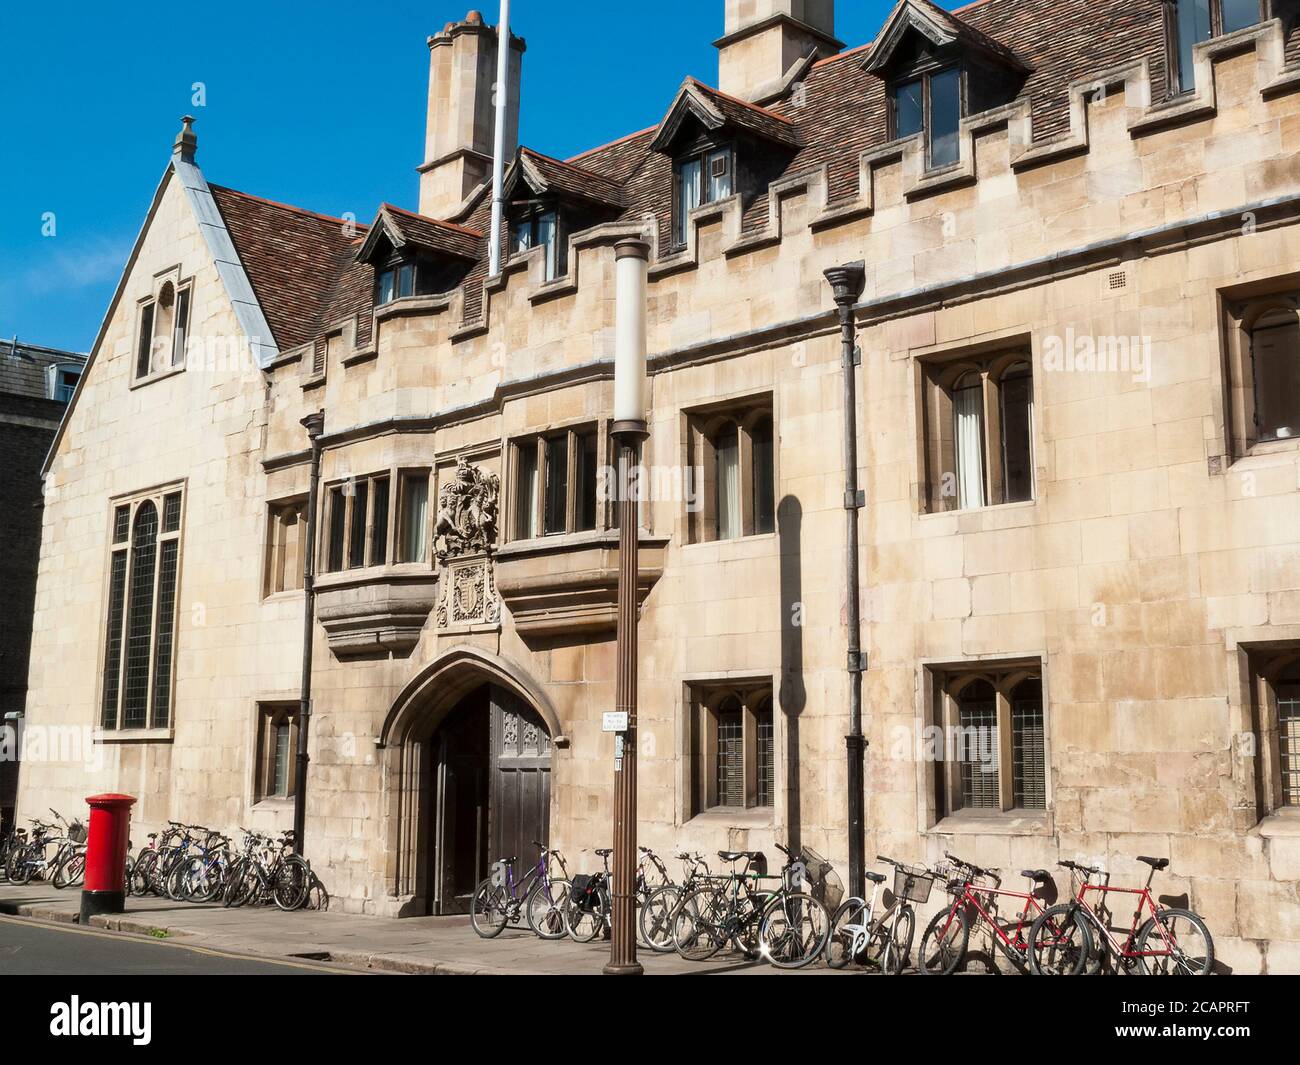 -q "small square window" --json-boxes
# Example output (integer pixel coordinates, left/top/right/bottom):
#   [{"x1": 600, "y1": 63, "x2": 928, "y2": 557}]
[
  {"x1": 687, "y1": 682, "x2": 776, "y2": 816},
  {"x1": 927, "y1": 663, "x2": 1047, "y2": 820},
  {"x1": 255, "y1": 704, "x2": 299, "y2": 802}
]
